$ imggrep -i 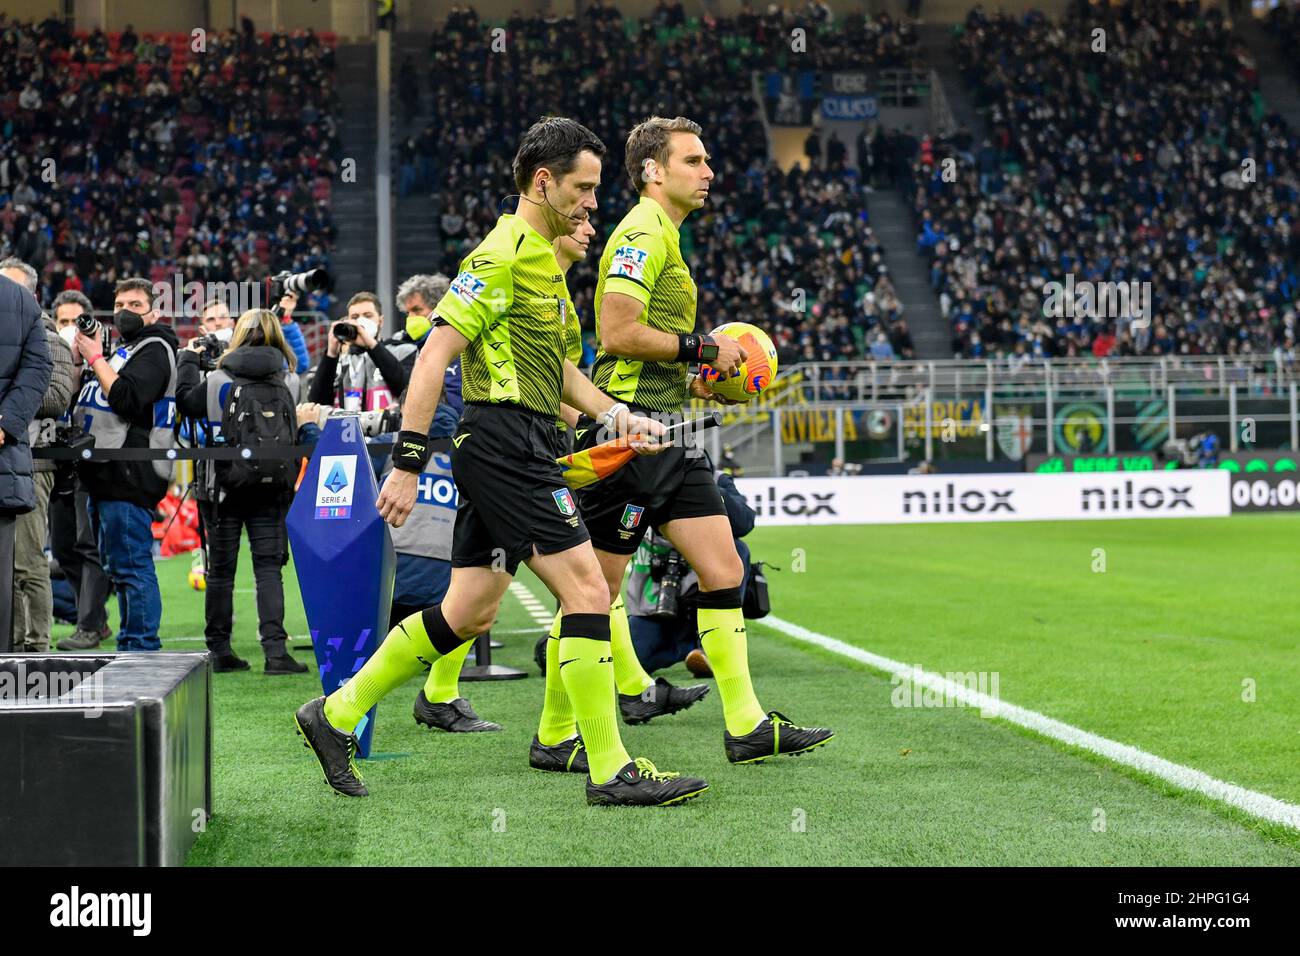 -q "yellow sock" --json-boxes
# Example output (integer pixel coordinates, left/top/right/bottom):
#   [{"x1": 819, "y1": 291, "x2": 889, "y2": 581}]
[
  {"x1": 699, "y1": 605, "x2": 765, "y2": 736},
  {"x1": 423, "y1": 637, "x2": 474, "y2": 703},
  {"x1": 324, "y1": 611, "x2": 439, "y2": 732},
  {"x1": 610, "y1": 594, "x2": 654, "y2": 696},
  {"x1": 557, "y1": 613, "x2": 631, "y2": 782},
  {"x1": 537, "y1": 612, "x2": 577, "y2": 745}
]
